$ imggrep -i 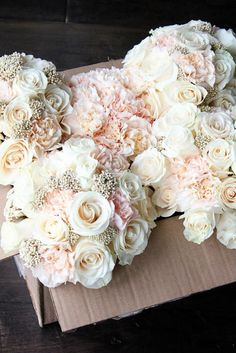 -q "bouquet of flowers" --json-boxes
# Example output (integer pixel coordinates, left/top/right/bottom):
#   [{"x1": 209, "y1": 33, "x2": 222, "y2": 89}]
[{"x1": 0, "y1": 20, "x2": 236, "y2": 289}]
